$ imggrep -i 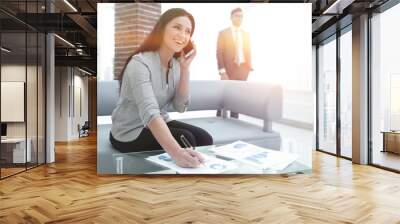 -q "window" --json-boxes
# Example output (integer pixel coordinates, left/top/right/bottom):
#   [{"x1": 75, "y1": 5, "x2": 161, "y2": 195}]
[
  {"x1": 317, "y1": 36, "x2": 337, "y2": 155},
  {"x1": 340, "y1": 28, "x2": 352, "y2": 158},
  {"x1": 371, "y1": 2, "x2": 400, "y2": 171}
]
